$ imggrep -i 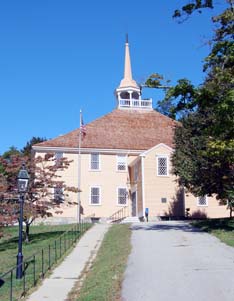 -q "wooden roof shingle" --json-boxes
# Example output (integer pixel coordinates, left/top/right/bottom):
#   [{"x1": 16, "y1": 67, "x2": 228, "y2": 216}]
[{"x1": 35, "y1": 109, "x2": 177, "y2": 151}]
